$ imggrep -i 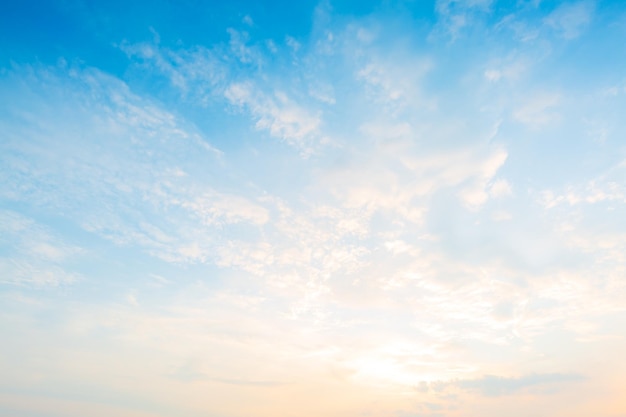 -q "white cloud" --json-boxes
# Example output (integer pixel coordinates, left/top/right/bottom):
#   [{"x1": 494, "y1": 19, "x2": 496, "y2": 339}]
[
  {"x1": 433, "y1": 0, "x2": 494, "y2": 40},
  {"x1": 513, "y1": 93, "x2": 560, "y2": 127},
  {"x1": 357, "y1": 56, "x2": 433, "y2": 109},
  {"x1": 492, "y1": 210, "x2": 513, "y2": 222},
  {"x1": 120, "y1": 40, "x2": 228, "y2": 103},
  {"x1": 181, "y1": 191, "x2": 270, "y2": 226},
  {"x1": 227, "y1": 28, "x2": 260, "y2": 64},
  {"x1": 0, "y1": 259, "x2": 79, "y2": 287},
  {"x1": 544, "y1": 1, "x2": 594, "y2": 40},
  {"x1": 242, "y1": 15, "x2": 254, "y2": 27},
  {"x1": 0, "y1": 210, "x2": 82, "y2": 287},
  {"x1": 539, "y1": 180, "x2": 625, "y2": 209},
  {"x1": 225, "y1": 83, "x2": 323, "y2": 153},
  {"x1": 483, "y1": 56, "x2": 529, "y2": 83},
  {"x1": 489, "y1": 179, "x2": 513, "y2": 198},
  {"x1": 285, "y1": 35, "x2": 301, "y2": 52}
]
